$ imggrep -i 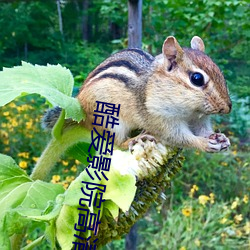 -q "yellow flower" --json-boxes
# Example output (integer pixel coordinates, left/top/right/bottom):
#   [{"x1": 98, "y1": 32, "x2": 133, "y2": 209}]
[
  {"x1": 236, "y1": 229, "x2": 242, "y2": 237},
  {"x1": 0, "y1": 130, "x2": 8, "y2": 138},
  {"x1": 221, "y1": 232, "x2": 227, "y2": 238},
  {"x1": 221, "y1": 162, "x2": 228, "y2": 167},
  {"x1": 17, "y1": 105, "x2": 31, "y2": 112},
  {"x1": 189, "y1": 184, "x2": 199, "y2": 197},
  {"x1": 19, "y1": 161, "x2": 28, "y2": 169},
  {"x1": 4, "y1": 147, "x2": 10, "y2": 152},
  {"x1": 244, "y1": 221, "x2": 250, "y2": 234},
  {"x1": 18, "y1": 152, "x2": 30, "y2": 159},
  {"x1": 232, "y1": 150, "x2": 237, "y2": 156},
  {"x1": 182, "y1": 207, "x2": 192, "y2": 217},
  {"x1": 26, "y1": 121, "x2": 33, "y2": 129},
  {"x1": 209, "y1": 193, "x2": 215, "y2": 204},
  {"x1": 32, "y1": 157, "x2": 39, "y2": 163},
  {"x1": 63, "y1": 182, "x2": 69, "y2": 189},
  {"x1": 198, "y1": 195, "x2": 210, "y2": 206},
  {"x1": 195, "y1": 150, "x2": 200, "y2": 155},
  {"x1": 3, "y1": 138, "x2": 9, "y2": 145},
  {"x1": 231, "y1": 198, "x2": 240, "y2": 209},
  {"x1": 3, "y1": 111, "x2": 9, "y2": 116},
  {"x1": 51, "y1": 175, "x2": 61, "y2": 183},
  {"x1": 179, "y1": 247, "x2": 186, "y2": 250},
  {"x1": 9, "y1": 102, "x2": 16, "y2": 108},
  {"x1": 17, "y1": 106, "x2": 23, "y2": 112},
  {"x1": 231, "y1": 201, "x2": 238, "y2": 209},
  {"x1": 235, "y1": 157, "x2": 242, "y2": 163},
  {"x1": 66, "y1": 176, "x2": 75, "y2": 182},
  {"x1": 220, "y1": 217, "x2": 228, "y2": 224},
  {"x1": 75, "y1": 159, "x2": 81, "y2": 165},
  {"x1": 27, "y1": 134, "x2": 33, "y2": 139},
  {"x1": 234, "y1": 214, "x2": 243, "y2": 224},
  {"x1": 62, "y1": 160, "x2": 69, "y2": 166},
  {"x1": 71, "y1": 165, "x2": 77, "y2": 172},
  {"x1": 243, "y1": 195, "x2": 248, "y2": 204},
  {"x1": 194, "y1": 238, "x2": 201, "y2": 247},
  {"x1": 11, "y1": 119, "x2": 18, "y2": 127}
]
